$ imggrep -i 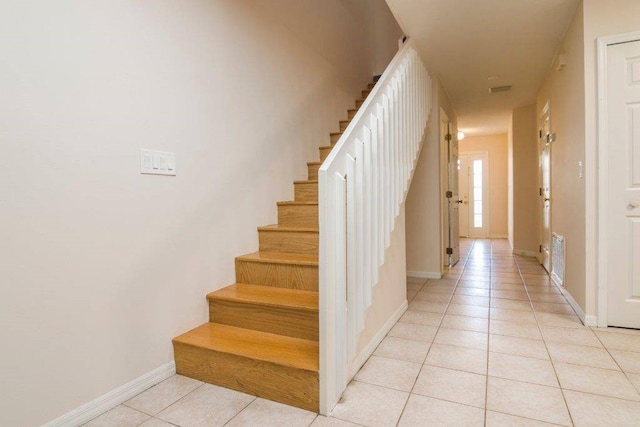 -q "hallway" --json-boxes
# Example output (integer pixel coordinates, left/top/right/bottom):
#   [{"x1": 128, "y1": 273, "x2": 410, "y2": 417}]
[{"x1": 86, "y1": 240, "x2": 640, "y2": 426}]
